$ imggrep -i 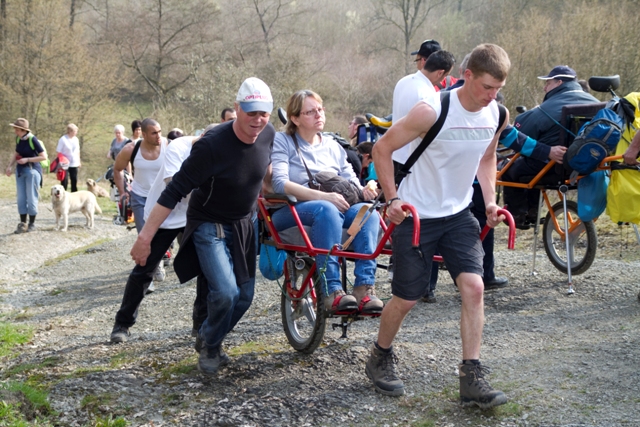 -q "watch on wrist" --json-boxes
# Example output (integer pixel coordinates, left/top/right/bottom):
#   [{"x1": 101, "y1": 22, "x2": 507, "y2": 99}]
[{"x1": 386, "y1": 197, "x2": 400, "y2": 207}]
